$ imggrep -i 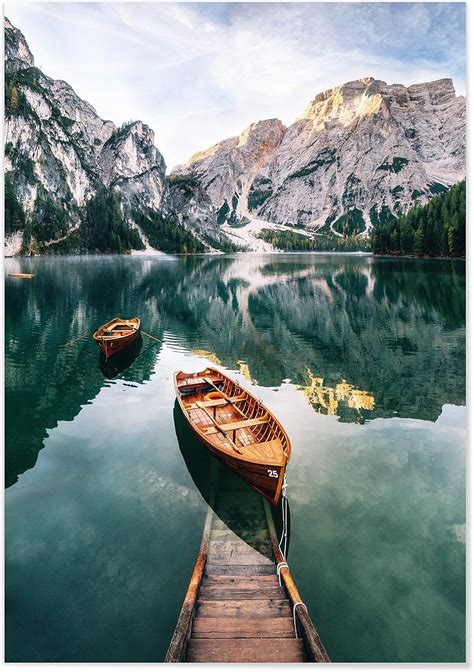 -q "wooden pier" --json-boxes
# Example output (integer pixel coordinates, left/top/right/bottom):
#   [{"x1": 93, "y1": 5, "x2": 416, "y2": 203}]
[{"x1": 166, "y1": 471, "x2": 330, "y2": 663}]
